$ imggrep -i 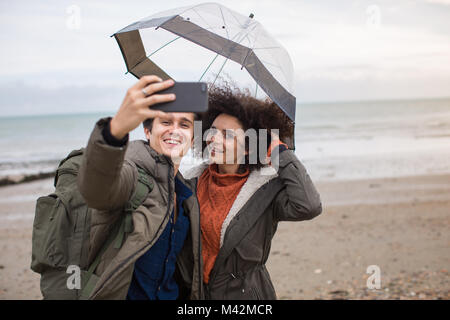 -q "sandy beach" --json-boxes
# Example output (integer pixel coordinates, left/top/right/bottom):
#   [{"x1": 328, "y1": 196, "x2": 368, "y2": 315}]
[{"x1": 0, "y1": 172, "x2": 448, "y2": 300}]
